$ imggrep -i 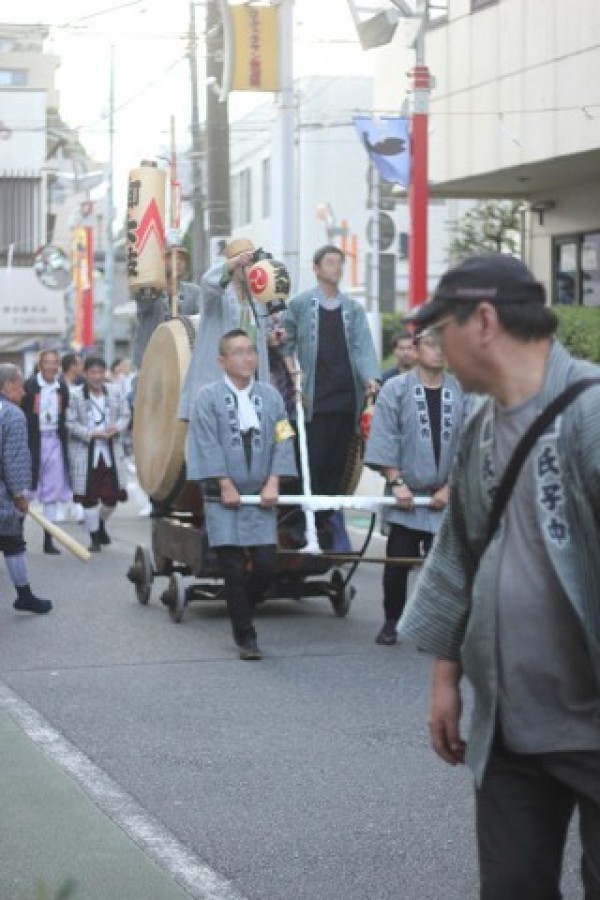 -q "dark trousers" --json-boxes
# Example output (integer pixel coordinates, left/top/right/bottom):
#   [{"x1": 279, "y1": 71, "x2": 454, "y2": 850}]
[
  {"x1": 305, "y1": 412, "x2": 354, "y2": 533},
  {"x1": 476, "y1": 743, "x2": 600, "y2": 900},
  {"x1": 305, "y1": 412, "x2": 354, "y2": 495},
  {"x1": 215, "y1": 545, "x2": 277, "y2": 644},
  {"x1": 382, "y1": 524, "x2": 433, "y2": 624}
]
